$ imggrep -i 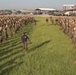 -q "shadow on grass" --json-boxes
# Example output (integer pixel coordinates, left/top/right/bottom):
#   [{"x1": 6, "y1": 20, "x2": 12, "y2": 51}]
[
  {"x1": 0, "y1": 45, "x2": 22, "y2": 57},
  {"x1": 0, "y1": 61, "x2": 23, "y2": 75},
  {"x1": 0, "y1": 38, "x2": 24, "y2": 75},
  {"x1": 0, "y1": 54, "x2": 24, "y2": 70},
  {"x1": 0, "y1": 49, "x2": 22, "y2": 61},
  {"x1": 0, "y1": 38, "x2": 19, "y2": 47},
  {"x1": 0, "y1": 54, "x2": 24, "y2": 75},
  {"x1": 0, "y1": 40, "x2": 21, "y2": 53},
  {"x1": 29, "y1": 40, "x2": 51, "y2": 52}
]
